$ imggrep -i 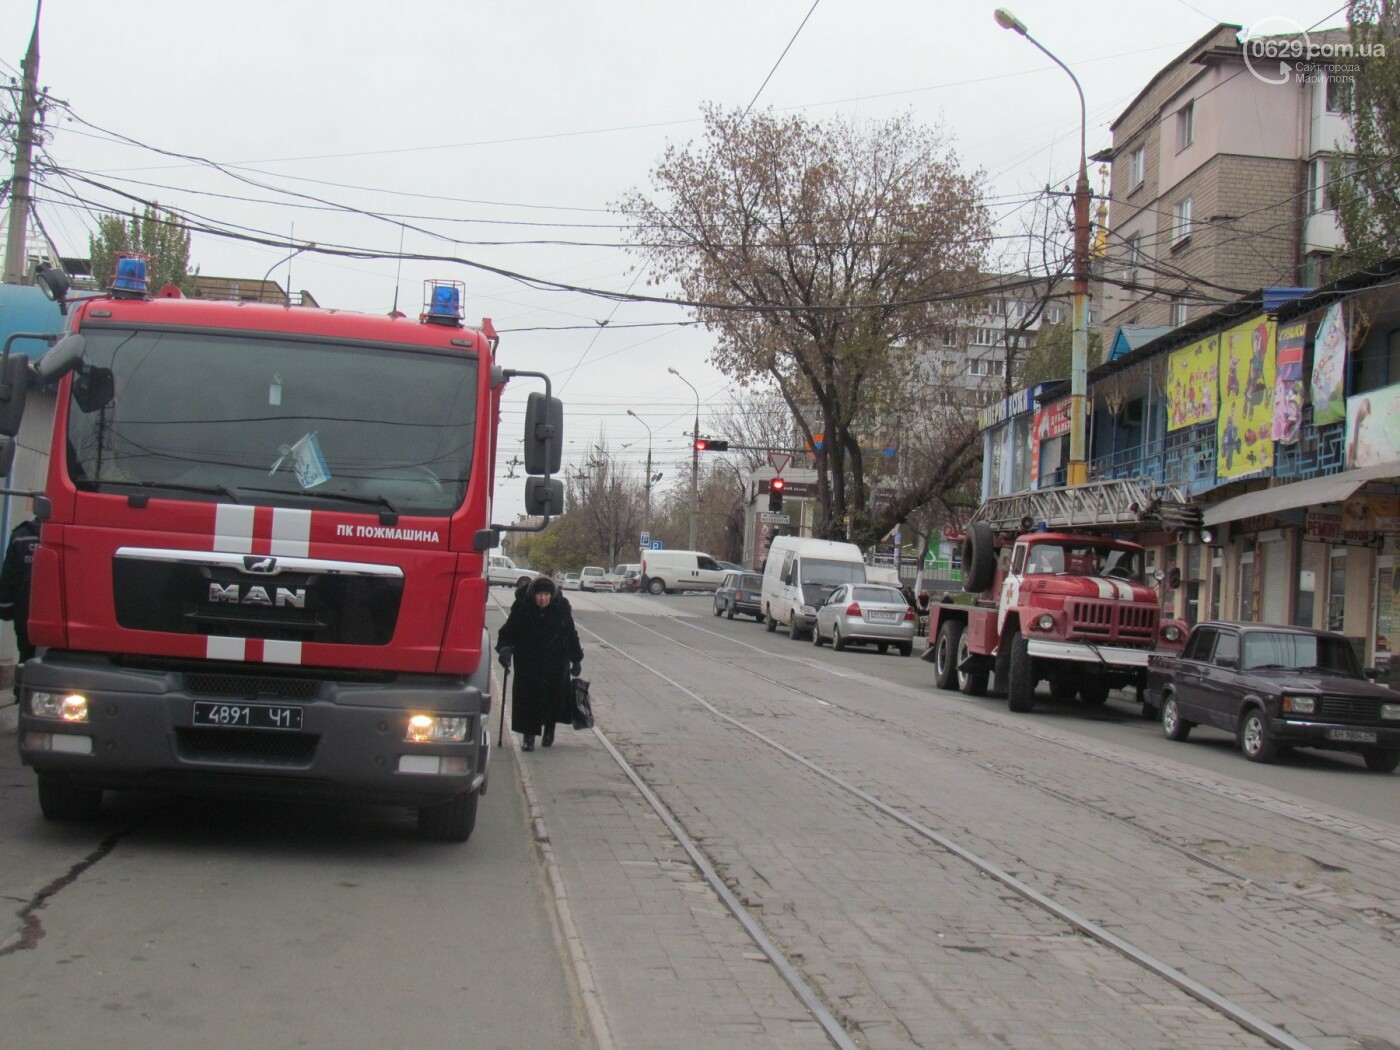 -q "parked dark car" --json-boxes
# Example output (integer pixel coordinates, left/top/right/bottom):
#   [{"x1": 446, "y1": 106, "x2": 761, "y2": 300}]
[
  {"x1": 1146, "y1": 621, "x2": 1400, "y2": 771},
  {"x1": 714, "y1": 571, "x2": 765, "y2": 621}
]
